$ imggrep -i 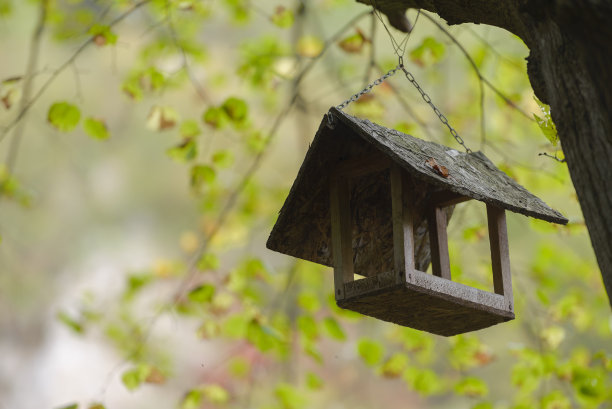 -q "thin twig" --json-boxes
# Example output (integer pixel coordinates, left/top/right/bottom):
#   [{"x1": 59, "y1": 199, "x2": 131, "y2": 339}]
[
  {"x1": 362, "y1": 12, "x2": 377, "y2": 88},
  {"x1": 5, "y1": 0, "x2": 49, "y2": 172},
  {"x1": 421, "y1": 11, "x2": 533, "y2": 121},
  {"x1": 538, "y1": 152, "x2": 566, "y2": 163},
  {"x1": 479, "y1": 78, "x2": 486, "y2": 150},
  {"x1": 165, "y1": 1, "x2": 210, "y2": 103}
]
